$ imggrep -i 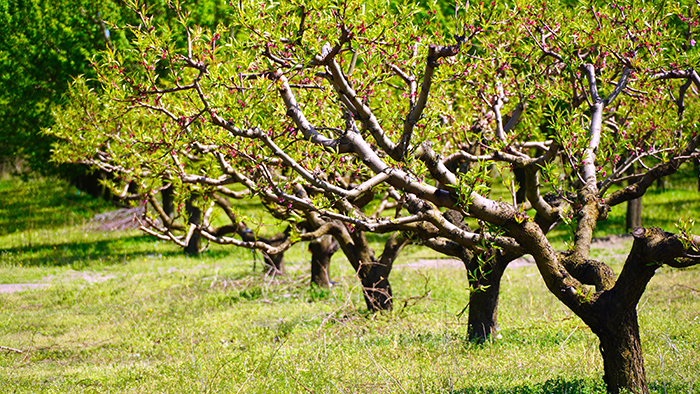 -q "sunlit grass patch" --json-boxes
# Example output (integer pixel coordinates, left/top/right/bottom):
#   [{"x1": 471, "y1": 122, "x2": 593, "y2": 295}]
[{"x1": 0, "y1": 177, "x2": 699, "y2": 393}]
